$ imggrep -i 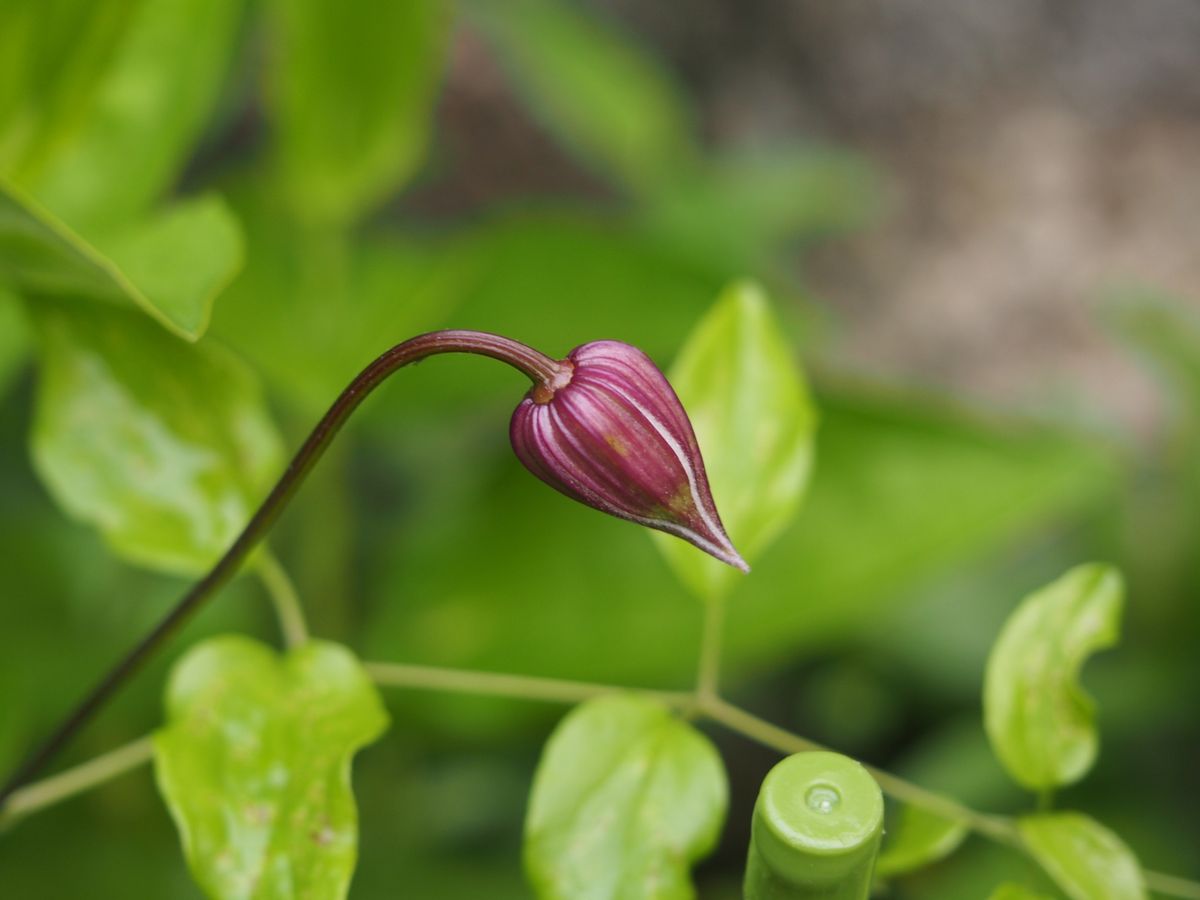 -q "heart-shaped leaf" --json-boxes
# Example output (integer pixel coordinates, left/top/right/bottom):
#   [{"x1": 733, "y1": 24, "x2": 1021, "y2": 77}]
[
  {"x1": 525, "y1": 694, "x2": 727, "y2": 900},
  {"x1": 1019, "y1": 812, "x2": 1146, "y2": 900},
  {"x1": 154, "y1": 636, "x2": 390, "y2": 900},
  {"x1": 984, "y1": 564, "x2": 1123, "y2": 791},
  {"x1": 653, "y1": 281, "x2": 817, "y2": 599},
  {"x1": 30, "y1": 298, "x2": 282, "y2": 574}
]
